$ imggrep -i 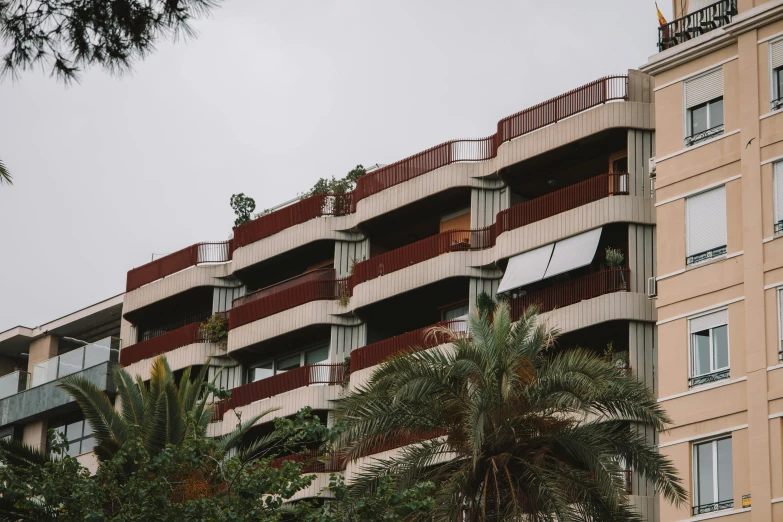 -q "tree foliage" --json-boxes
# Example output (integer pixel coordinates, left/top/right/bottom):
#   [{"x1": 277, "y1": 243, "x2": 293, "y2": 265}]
[
  {"x1": 230, "y1": 193, "x2": 256, "y2": 228},
  {"x1": 0, "y1": 0, "x2": 220, "y2": 82},
  {"x1": 0, "y1": 158, "x2": 11, "y2": 185},
  {"x1": 300, "y1": 164, "x2": 366, "y2": 199},
  {"x1": 336, "y1": 302, "x2": 687, "y2": 522}
]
